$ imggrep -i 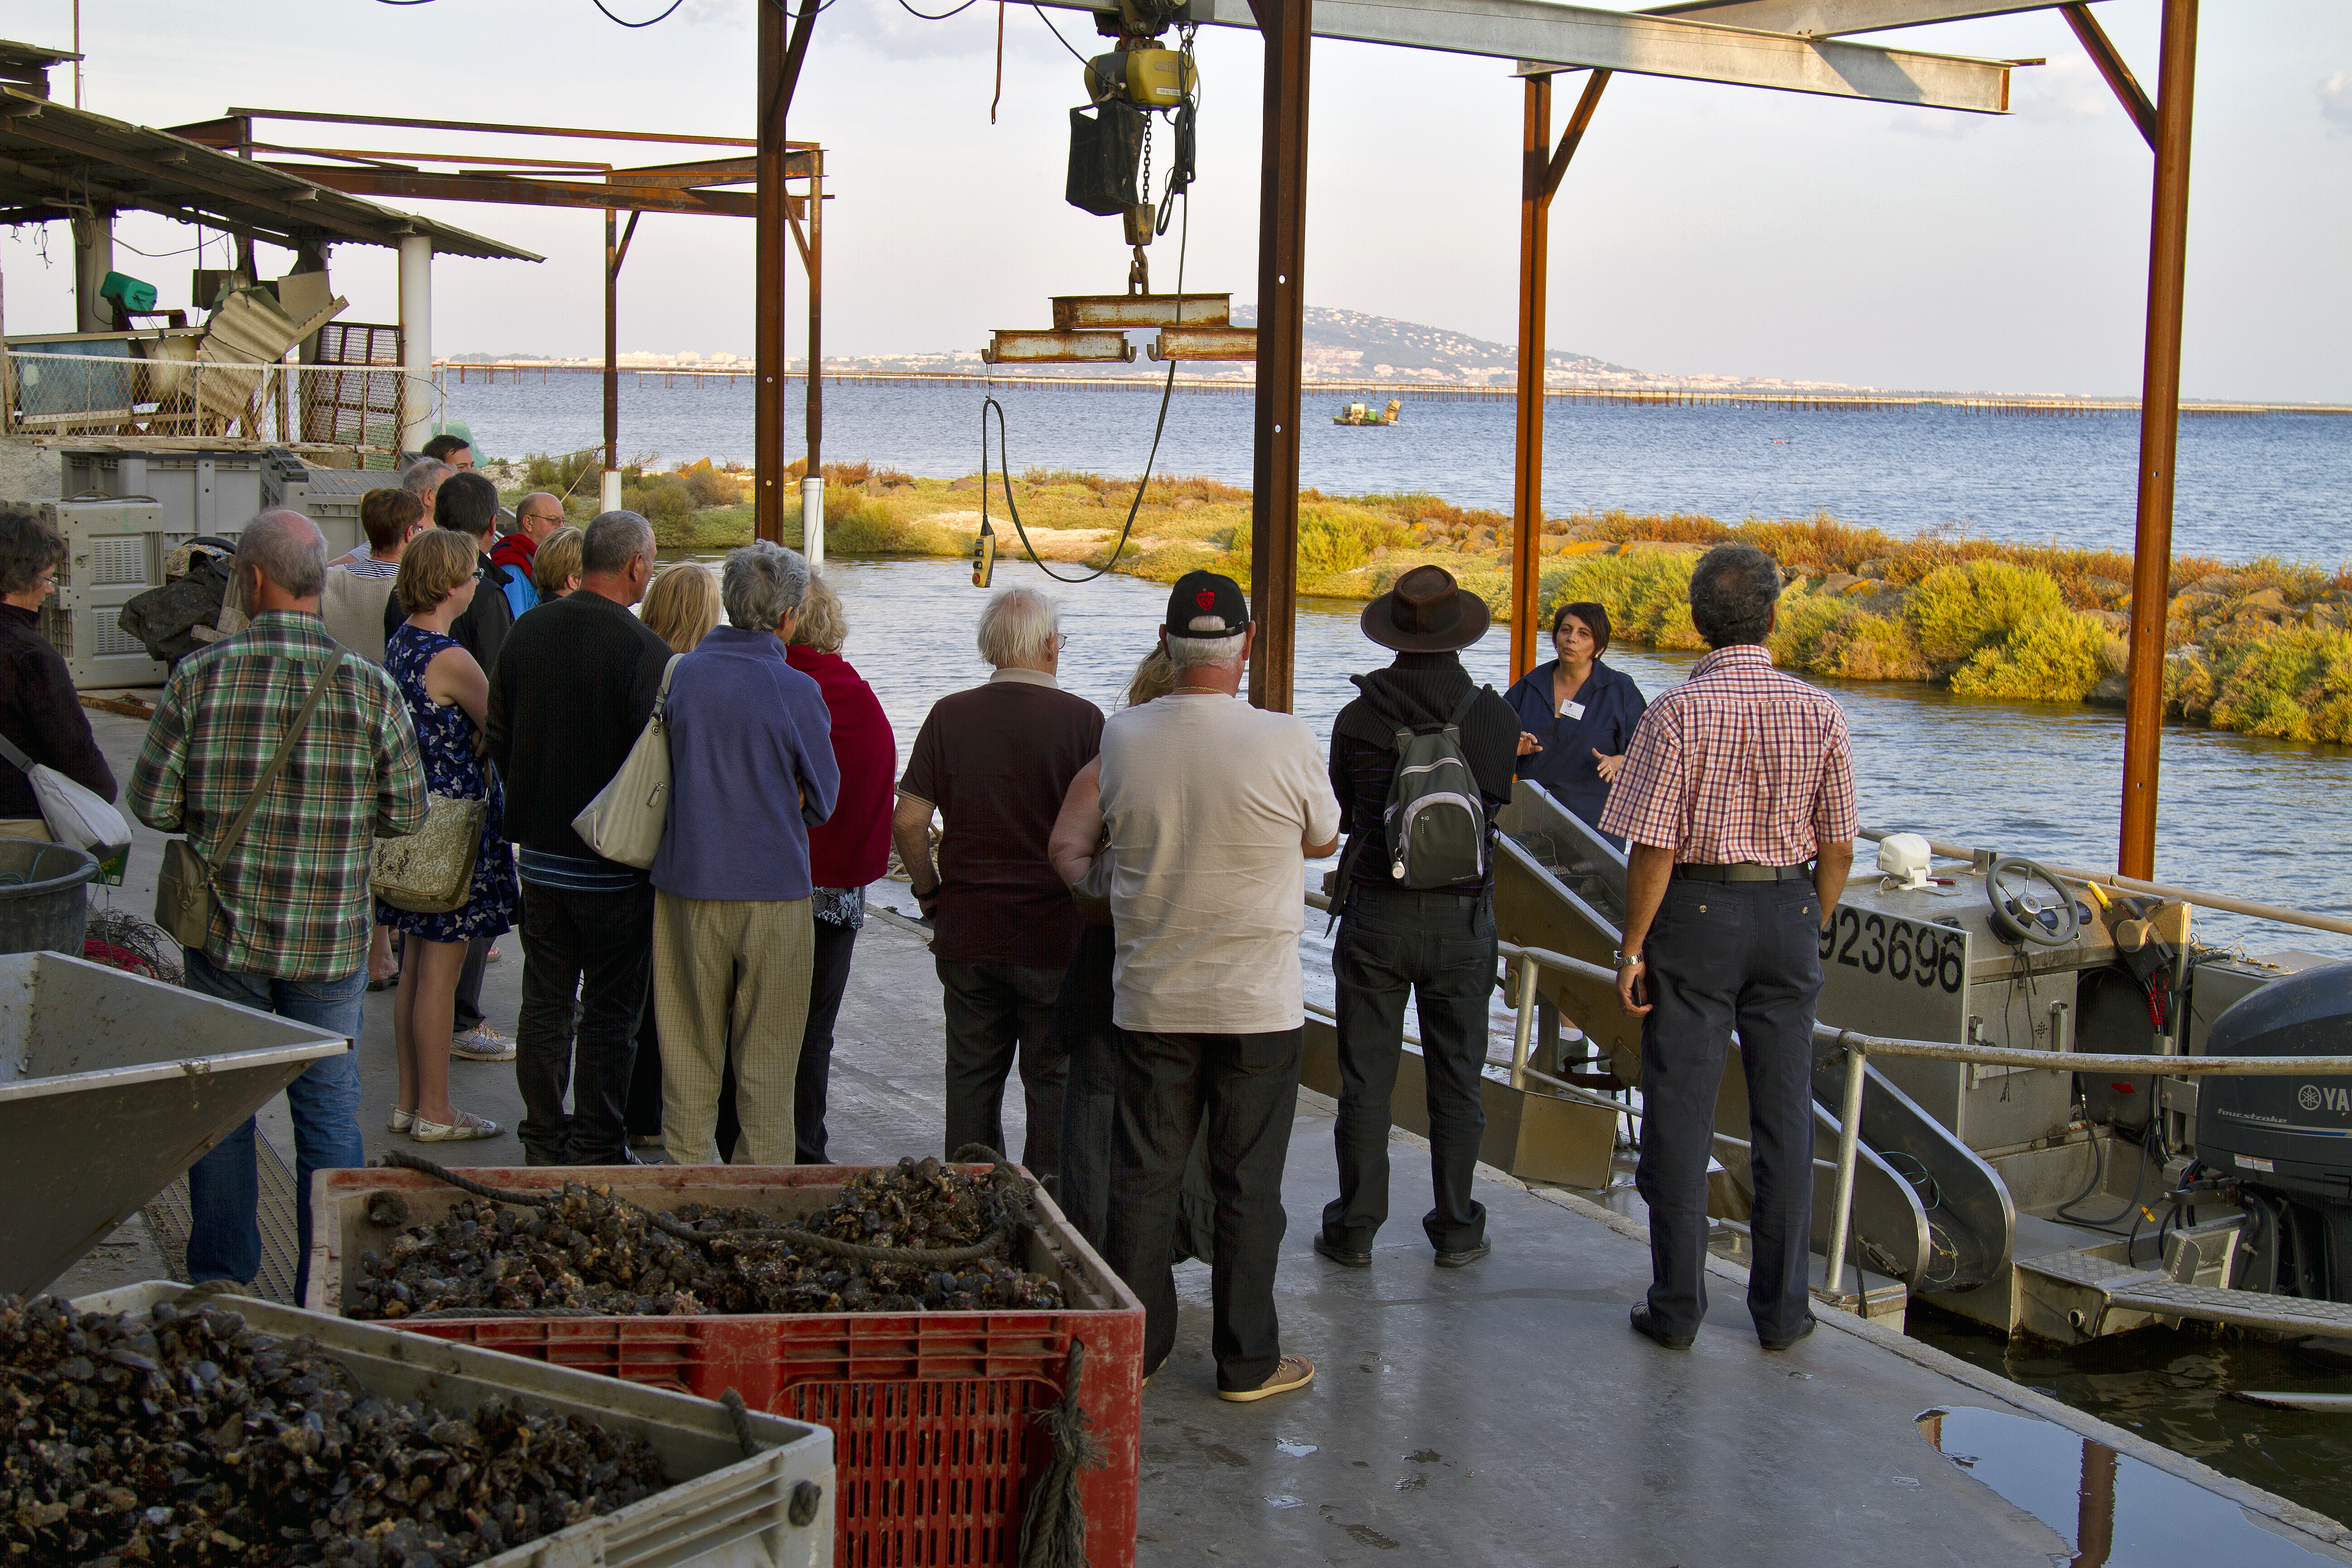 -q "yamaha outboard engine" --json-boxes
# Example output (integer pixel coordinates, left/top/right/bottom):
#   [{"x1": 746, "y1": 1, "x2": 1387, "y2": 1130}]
[{"x1": 2196, "y1": 962, "x2": 2352, "y2": 1302}]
